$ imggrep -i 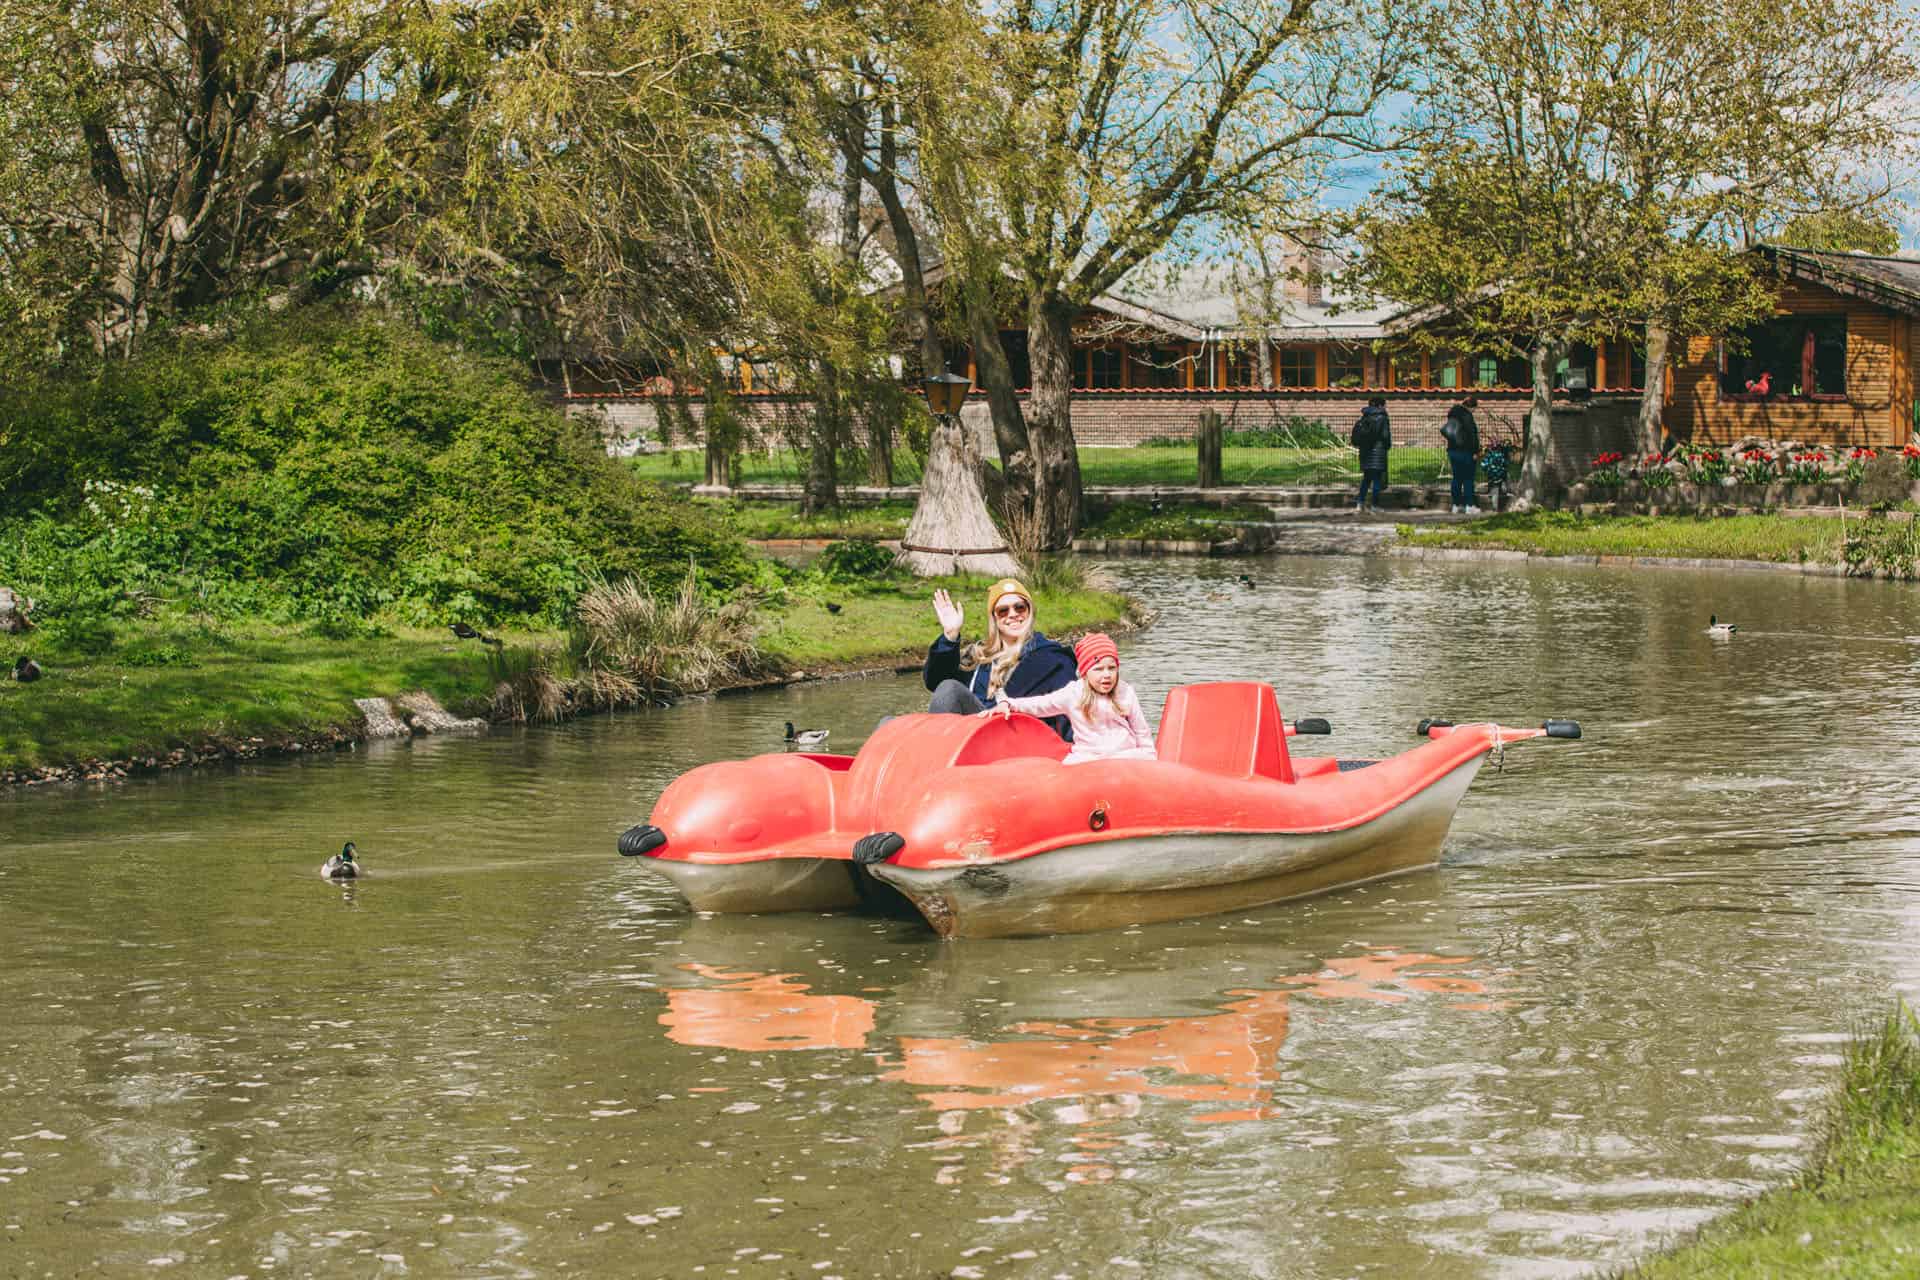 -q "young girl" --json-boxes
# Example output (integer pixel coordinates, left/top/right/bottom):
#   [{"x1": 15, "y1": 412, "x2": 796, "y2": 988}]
[{"x1": 981, "y1": 633, "x2": 1156, "y2": 764}]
